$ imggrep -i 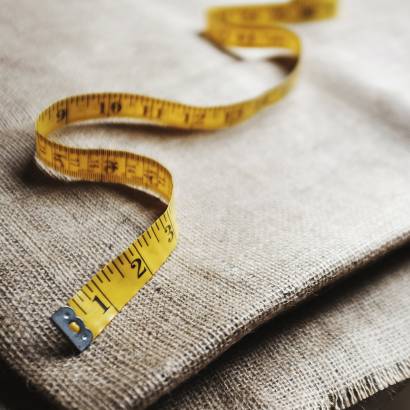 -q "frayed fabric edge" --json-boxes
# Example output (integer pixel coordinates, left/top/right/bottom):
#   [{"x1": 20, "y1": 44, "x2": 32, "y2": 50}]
[
  {"x1": 316, "y1": 359, "x2": 410, "y2": 409},
  {"x1": 32, "y1": 156, "x2": 410, "y2": 410}
]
